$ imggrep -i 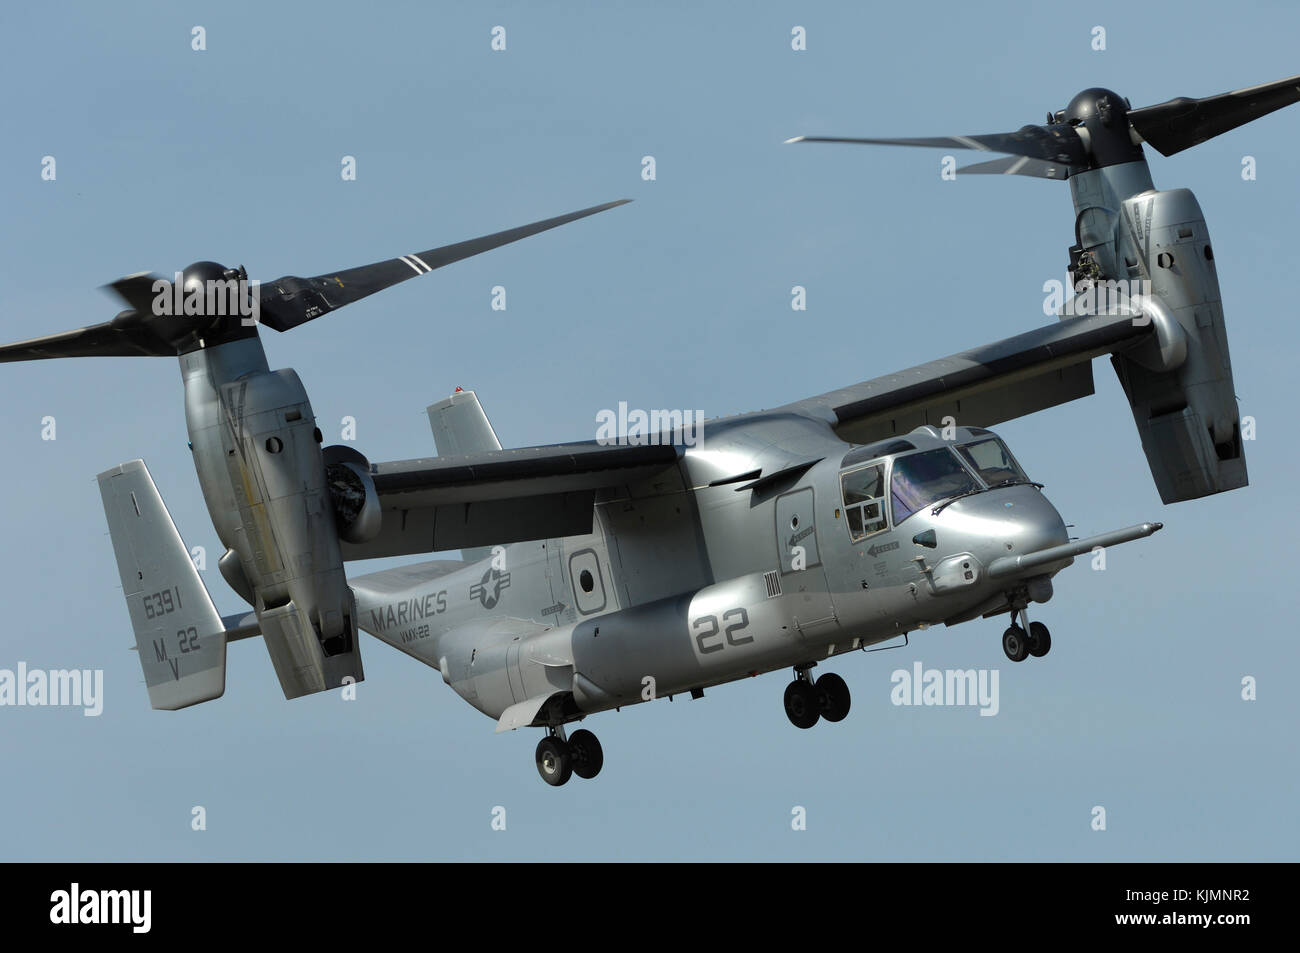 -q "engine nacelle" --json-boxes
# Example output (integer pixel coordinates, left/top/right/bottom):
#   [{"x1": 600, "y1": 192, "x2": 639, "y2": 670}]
[
  {"x1": 322, "y1": 445, "x2": 382, "y2": 544},
  {"x1": 197, "y1": 366, "x2": 364, "y2": 697},
  {"x1": 1069, "y1": 162, "x2": 1248, "y2": 504},
  {"x1": 1111, "y1": 188, "x2": 1247, "y2": 503}
]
